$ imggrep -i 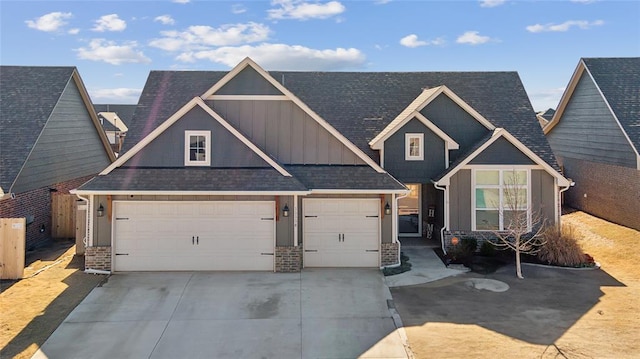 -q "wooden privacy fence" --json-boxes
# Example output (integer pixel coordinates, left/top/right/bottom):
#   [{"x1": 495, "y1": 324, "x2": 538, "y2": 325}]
[
  {"x1": 1, "y1": 218, "x2": 26, "y2": 279},
  {"x1": 52, "y1": 194, "x2": 77, "y2": 239}
]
